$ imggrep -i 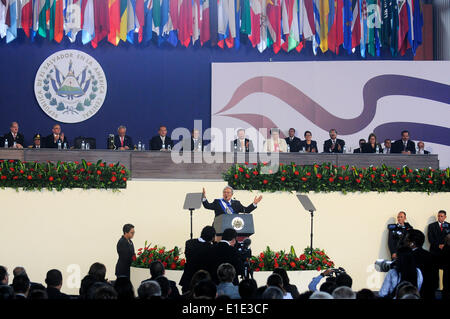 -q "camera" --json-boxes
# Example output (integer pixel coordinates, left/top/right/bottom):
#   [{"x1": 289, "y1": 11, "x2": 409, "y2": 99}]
[
  {"x1": 236, "y1": 238, "x2": 252, "y2": 280},
  {"x1": 324, "y1": 267, "x2": 347, "y2": 277},
  {"x1": 374, "y1": 259, "x2": 396, "y2": 272}
]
